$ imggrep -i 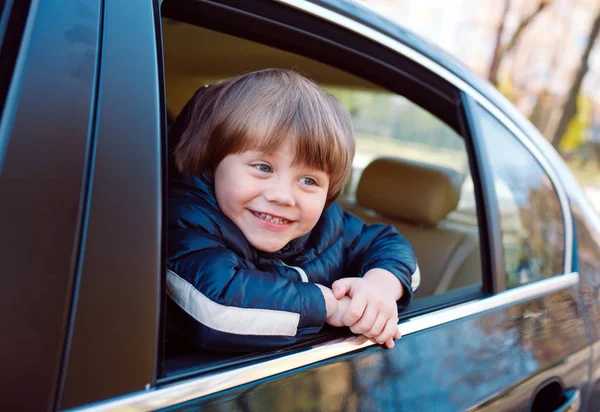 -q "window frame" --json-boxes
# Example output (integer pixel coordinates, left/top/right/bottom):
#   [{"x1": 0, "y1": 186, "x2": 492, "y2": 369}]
[
  {"x1": 158, "y1": 0, "x2": 493, "y2": 380},
  {"x1": 461, "y1": 92, "x2": 505, "y2": 292},
  {"x1": 58, "y1": 0, "x2": 163, "y2": 409},
  {"x1": 463, "y1": 94, "x2": 573, "y2": 291}
]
